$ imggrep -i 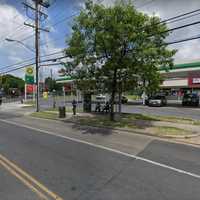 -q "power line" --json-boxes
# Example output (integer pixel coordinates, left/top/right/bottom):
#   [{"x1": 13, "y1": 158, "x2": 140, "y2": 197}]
[
  {"x1": 3, "y1": 6, "x2": 200, "y2": 74},
  {"x1": 161, "y1": 8, "x2": 200, "y2": 24},
  {"x1": 51, "y1": 12, "x2": 78, "y2": 28},
  {"x1": 0, "y1": 55, "x2": 68, "y2": 74},
  {"x1": 160, "y1": 20, "x2": 200, "y2": 35},
  {"x1": 0, "y1": 50, "x2": 64, "y2": 72},
  {"x1": 165, "y1": 12, "x2": 200, "y2": 25},
  {"x1": 3, "y1": 32, "x2": 200, "y2": 75},
  {"x1": 166, "y1": 34, "x2": 200, "y2": 45}
]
